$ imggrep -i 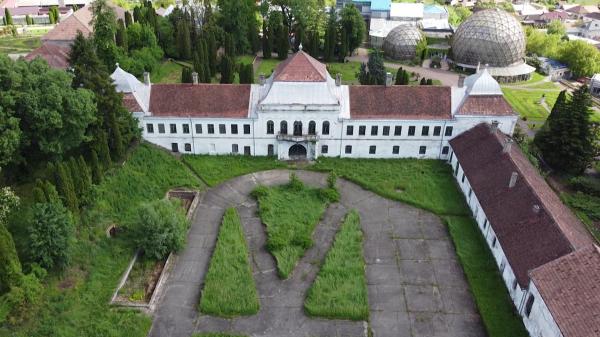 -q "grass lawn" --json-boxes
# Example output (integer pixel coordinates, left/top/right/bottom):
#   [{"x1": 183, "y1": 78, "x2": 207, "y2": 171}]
[
  {"x1": 445, "y1": 216, "x2": 528, "y2": 337},
  {"x1": 255, "y1": 58, "x2": 282, "y2": 80},
  {"x1": 237, "y1": 55, "x2": 256, "y2": 66},
  {"x1": 150, "y1": 60, "x2": 184, "y2": 84},
  {"x1": 4, "y1": 143, "x2": 202, "y2": 337},
  {"x1": 325, "y1": 61, "x2": 361, "y2": 84},
  {"x1": 199, "y1": 208, "x2": 259, "y2": 317},
  {"x1": 183, "y1": 155, "x2": 286, "y2": 187},
  {"x1": 501, "y1": 88, "x2": 559, "y2": 122},
  {"x1": 312, "y1": 158, "x2": 469, "y2": 216},
  {"x1": 304, "y1": 210, "x2": 368, "y2": 321},
  {"x1": 0, "y1": 35, "x2": 41, "y2": 54},
  {"x1": 253, "y1": 176, "x2": 329, "y2": 278}
]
